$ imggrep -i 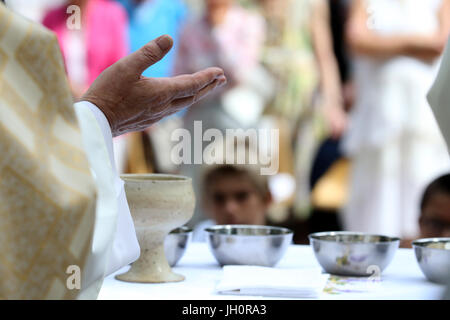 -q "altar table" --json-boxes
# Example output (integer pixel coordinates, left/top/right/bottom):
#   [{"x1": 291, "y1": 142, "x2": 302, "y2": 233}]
[{"x1": 98, "y1": 243, "x2": 447, "y2": 300}]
